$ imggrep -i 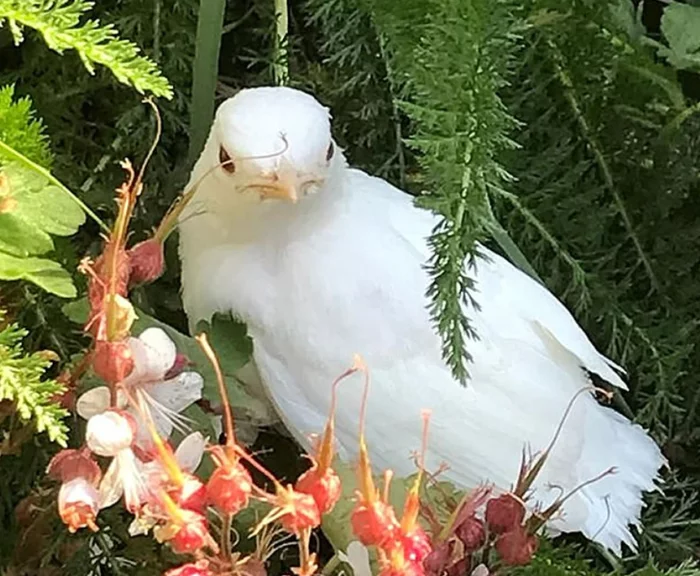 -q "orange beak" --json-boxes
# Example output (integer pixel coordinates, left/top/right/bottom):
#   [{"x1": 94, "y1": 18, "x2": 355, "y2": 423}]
[{"x1": 259, "y1": 180, "x2": 298, "y2": 203}]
